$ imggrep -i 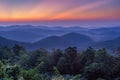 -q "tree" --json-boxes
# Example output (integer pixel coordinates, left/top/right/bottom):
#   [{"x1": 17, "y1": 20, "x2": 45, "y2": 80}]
[
  {"x1": 6, "y1": 65, "x2": 21, "y2": 80},
  {"x1": 64, "y1": 47, "x2": 77, "y2": 62},
  {"x1": 0, "y1": 46, "x2": 12, "y2": 64},
  {"x1": 57, "y1": 57, "x2": 69, "y2": 74},
  {"x1": 12, "y1": 44, "x2": 26, "y2": 56},
  {"x1": 22, "y1": 69, "x2": 41, "y2": 80},
  {"x1": 72, "y1": 74, "x2": 82, "y2": 80},
  {"x1": 24, "y1": 48, "x2": 47, "y2": 69},
  {"x1": 94, "y1": 48, "x2": 115, "y2": 79},
  {"x1": 53, "y1": 66, "x2": 60, "y2": 76},
  {"x1": 57, "y1": 47, "x2": 78, "y2": 74},
  {"x1": 52, "y1": 67, "x2": 63, "y2": 80},
  {"x1": 0, "y1": 61, "x2": 5, "y2": 79},
  {"x1": 77, "y1": 47, "x2": 96, "y2": 73},
  {"x1": 10, "y1": 44, "x2": 28, "y2": 65},
  {"x1": 95, "y1": 48, "x2": 112, "y2": 63},
  {"x1": 50, "y1": 49, "x2": 63, "y2": 66},
  {"x1": 111, "y1": 62, "x2": 120, "y2": 79},
  {"x1": 84, "y1": 63, "x2": 107, "y2": 80}
]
